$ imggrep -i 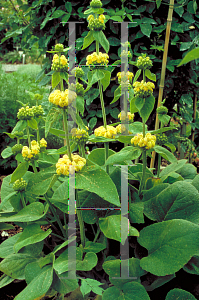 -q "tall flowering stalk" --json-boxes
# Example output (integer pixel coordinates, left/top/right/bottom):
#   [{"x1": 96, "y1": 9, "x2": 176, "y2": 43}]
[
  {"x1": 131, "y1": 54, "x2": 156, "y2": 196},
  {"x1": 85, "y1": 0, "x2": 111, "y2": 173}
]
